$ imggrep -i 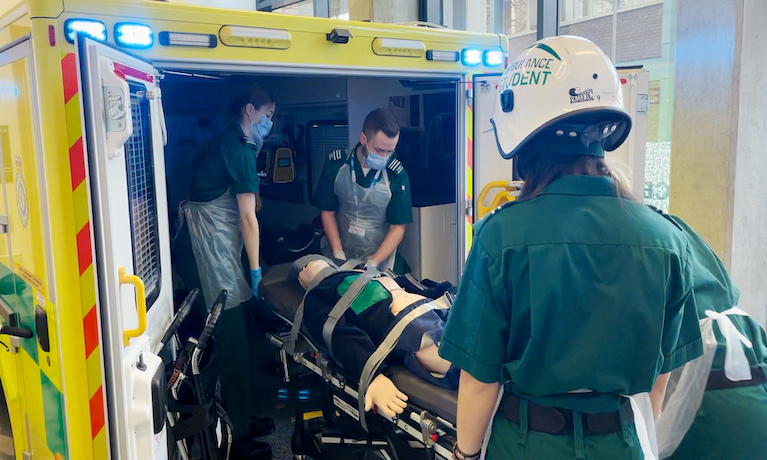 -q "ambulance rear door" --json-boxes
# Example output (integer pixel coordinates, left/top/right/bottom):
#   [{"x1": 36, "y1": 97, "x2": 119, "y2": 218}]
[
  {"x1": 470, "y1": 74, "x2": 512, "y2": 228},
  {"x1": 77, "y1": 36, "x2": 173, "y2": 460}
]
